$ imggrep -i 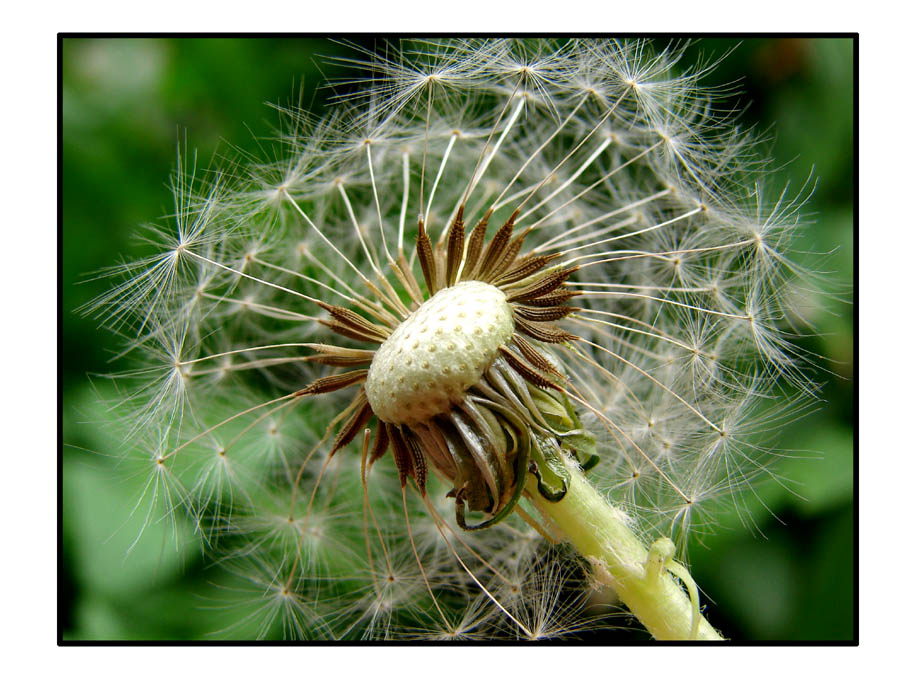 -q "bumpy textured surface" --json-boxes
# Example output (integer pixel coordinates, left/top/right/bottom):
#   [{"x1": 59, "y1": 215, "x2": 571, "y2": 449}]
[{"x1": 366, "y1": 281, "x2": 514, "y2": 425}]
